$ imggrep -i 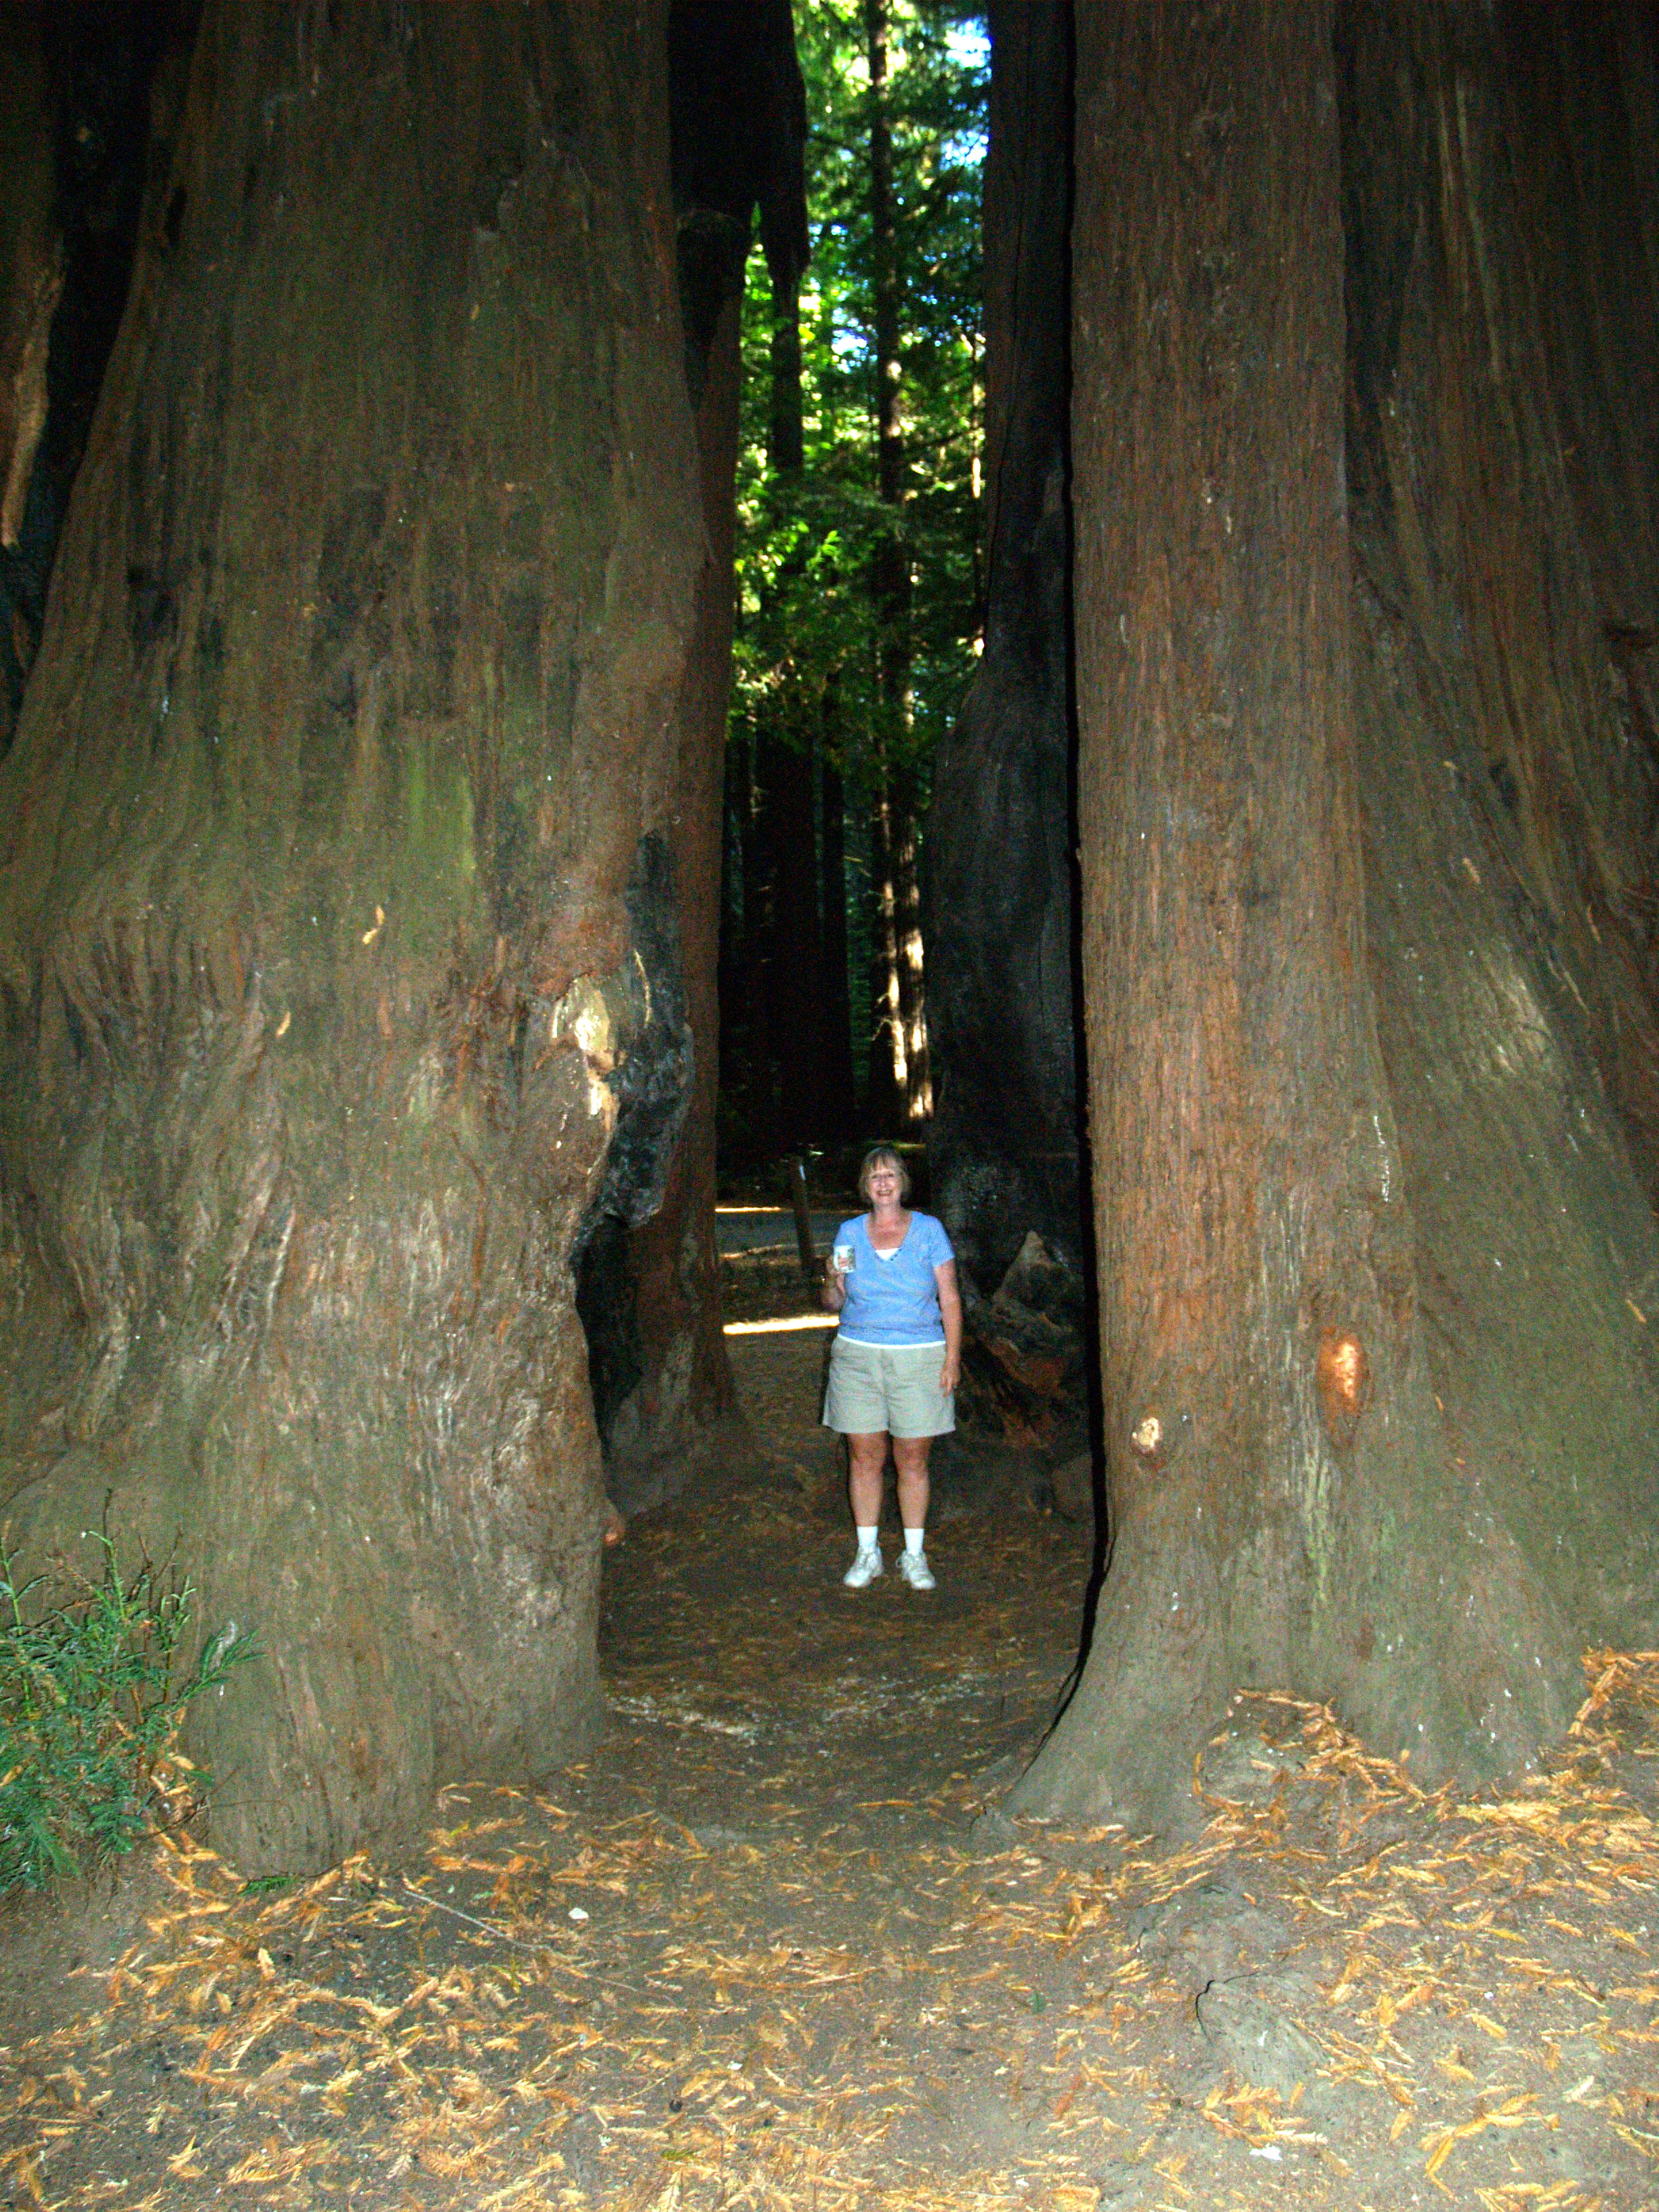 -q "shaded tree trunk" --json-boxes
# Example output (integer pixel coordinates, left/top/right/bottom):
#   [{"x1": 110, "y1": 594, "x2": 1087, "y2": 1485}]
[
  {"x1": 583, "y1": 0, "x2": 806, "y2": 1494},
  {"x1": 818, "y1": 718, "x2": 857, "y2": 1140},
  {"x1": 0, "y1": 0, "x2": 705, "y2": 1873},
  {"x1": 757, "y1": 251, "x2": 829, "y2": 1153},
  {"x1": 1017, "y1": 0, "x2": 1659, "y2": 1828},
  {"x1": 0, "y1": 1, "x2": 174, "y2": 756},
  {"x1": 763, "y1": 726, "x2": 828, "y2": 1149},
  {"x1": 924, "y1": 0, "x2": 1084, "y2": 1452},
  {"x1": 0, "y1": 5, "x2": 56, "y2": 564},
  {"x1": 593, "y1": 285, "x2": 743, "y2": 1499}
]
